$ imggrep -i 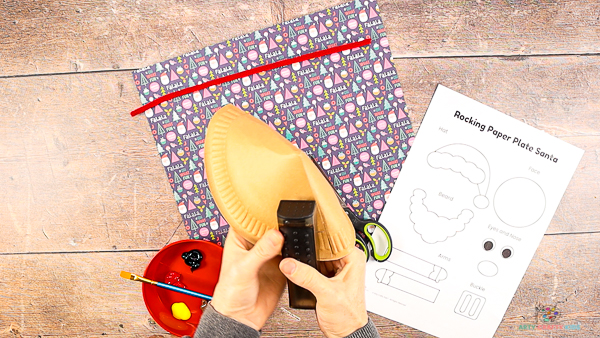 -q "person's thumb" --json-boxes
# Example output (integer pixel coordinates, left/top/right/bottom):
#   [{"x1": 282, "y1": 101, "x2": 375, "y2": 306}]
[
  {"x1": 246, "y1": 229, "x2": 284, "y2": 270},
  {"x1": 279, "y1": 258, "x2": 328, "y2": 297}
]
